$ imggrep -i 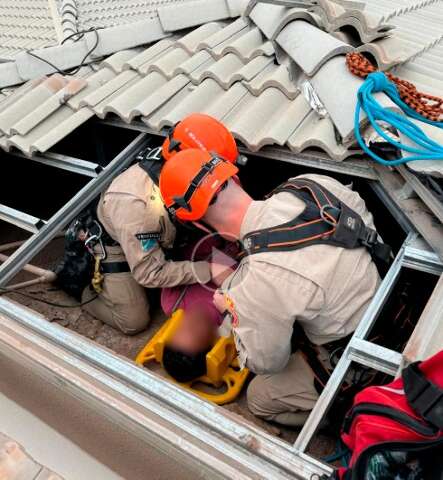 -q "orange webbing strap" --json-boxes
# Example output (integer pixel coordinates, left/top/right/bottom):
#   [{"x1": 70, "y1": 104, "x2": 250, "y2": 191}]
[
  {"x1": 238, "y1": 178, "x2": 341, "y2": 258},
  {"x1": 346, "y1": 52, "x2": 443, "y2": 122}
]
